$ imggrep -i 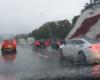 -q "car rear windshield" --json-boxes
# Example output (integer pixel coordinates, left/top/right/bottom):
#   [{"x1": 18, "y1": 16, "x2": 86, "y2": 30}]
[{"x1": 4, "y1": 40, "x2": 13, "y2": 43}]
